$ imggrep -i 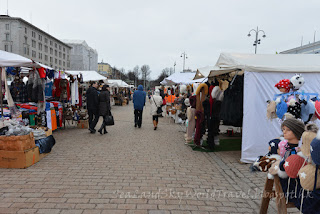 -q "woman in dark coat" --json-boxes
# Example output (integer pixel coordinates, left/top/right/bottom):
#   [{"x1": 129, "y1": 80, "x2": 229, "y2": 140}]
[{"x1": 98, "y1": 85, "x2": 111, "y2": 134}]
